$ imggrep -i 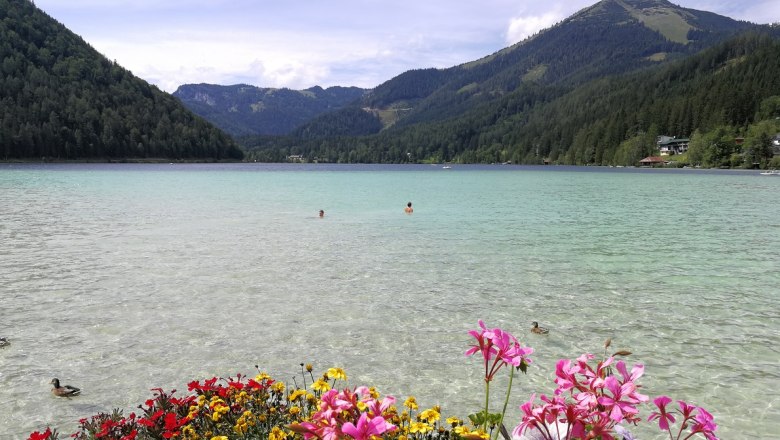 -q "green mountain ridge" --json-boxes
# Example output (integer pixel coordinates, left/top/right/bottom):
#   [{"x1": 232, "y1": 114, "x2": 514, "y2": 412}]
[
  {"x1": 180, "y1": 0, "x2": 754, "y2": 141},
  {"x1": 295, "y1": 0, "x2": 756, "y2": 138},
  {"x1": 0, "y1": 0, "x2": 243, "y2": 161},
  {"x1": 173, "y1": 83, "x2": 367, "y2": 137},
  {"x1": 240, "y1": 0, "x2": 780, "y2": 166}
]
